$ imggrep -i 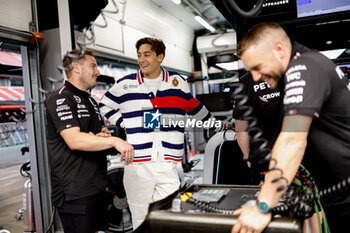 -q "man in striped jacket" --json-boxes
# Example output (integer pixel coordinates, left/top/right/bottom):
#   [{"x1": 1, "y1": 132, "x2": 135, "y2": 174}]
[{"x1": 99, "y1": 37, "x2": 228, "y2": 230}]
